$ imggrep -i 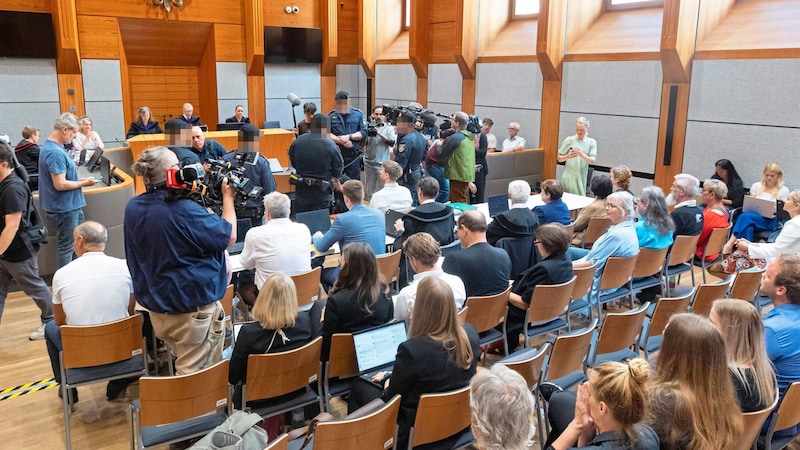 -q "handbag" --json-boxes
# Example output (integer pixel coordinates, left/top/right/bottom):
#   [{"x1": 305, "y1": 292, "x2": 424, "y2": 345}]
[
  {"x1": 720, "y1": 249, "x2": 766, "y2": 274},
  {"x1": 190, "y1": 411, "x2": 269, "y2": 450}
]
